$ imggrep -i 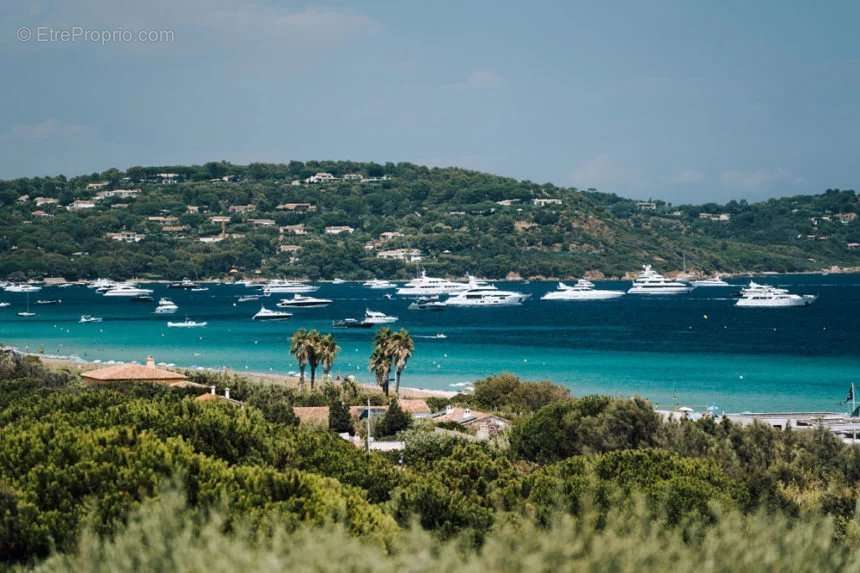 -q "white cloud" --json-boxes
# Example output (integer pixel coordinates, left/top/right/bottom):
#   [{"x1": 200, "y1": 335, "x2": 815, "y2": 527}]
[
  {"x1": 570, "y1": 155, "x2": 634, "y2": 188},
  {"x1": 720, "y1": 168, "x2": 804, "y2": 190}
]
